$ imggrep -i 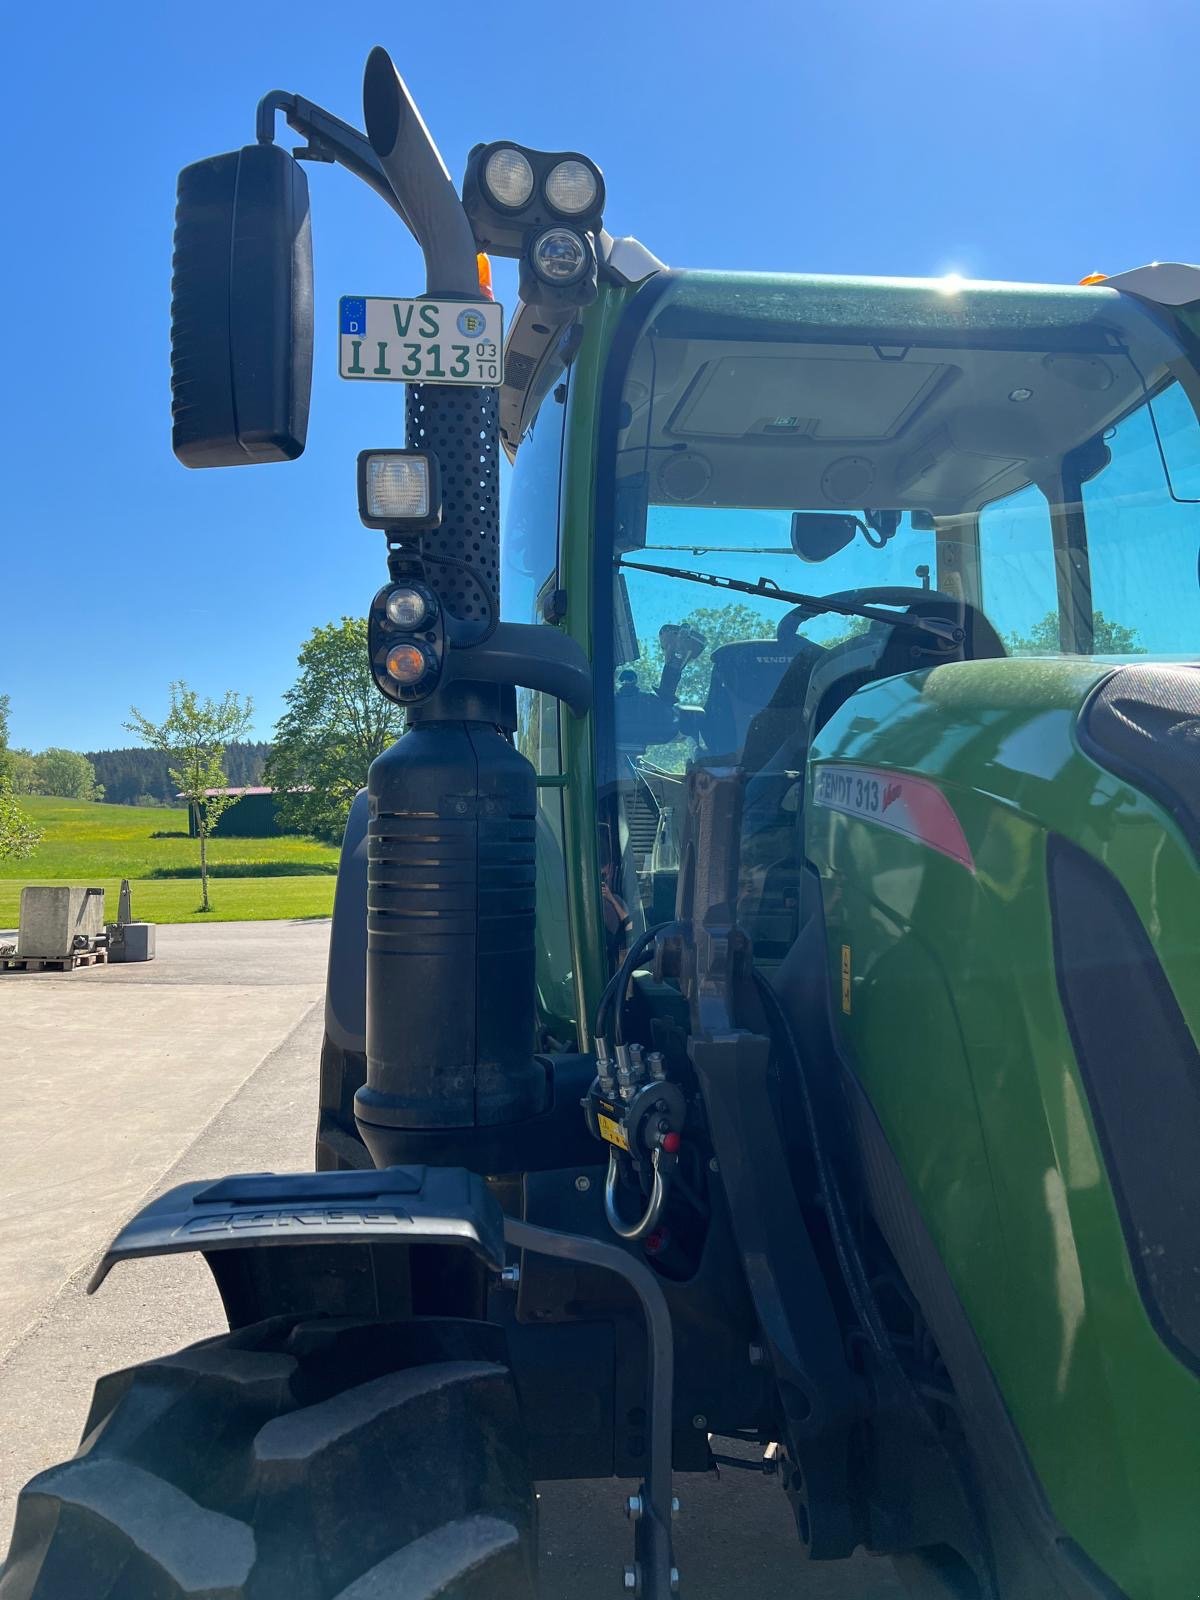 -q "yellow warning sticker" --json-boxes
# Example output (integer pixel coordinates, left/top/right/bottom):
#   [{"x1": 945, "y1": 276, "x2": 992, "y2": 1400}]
[
  {"x1": 598, "y1": 1113, "x2": 630, "y2": 1152},
  {"x1": 841, "y1": 945, "x2": 852, "y2": 1014}
]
